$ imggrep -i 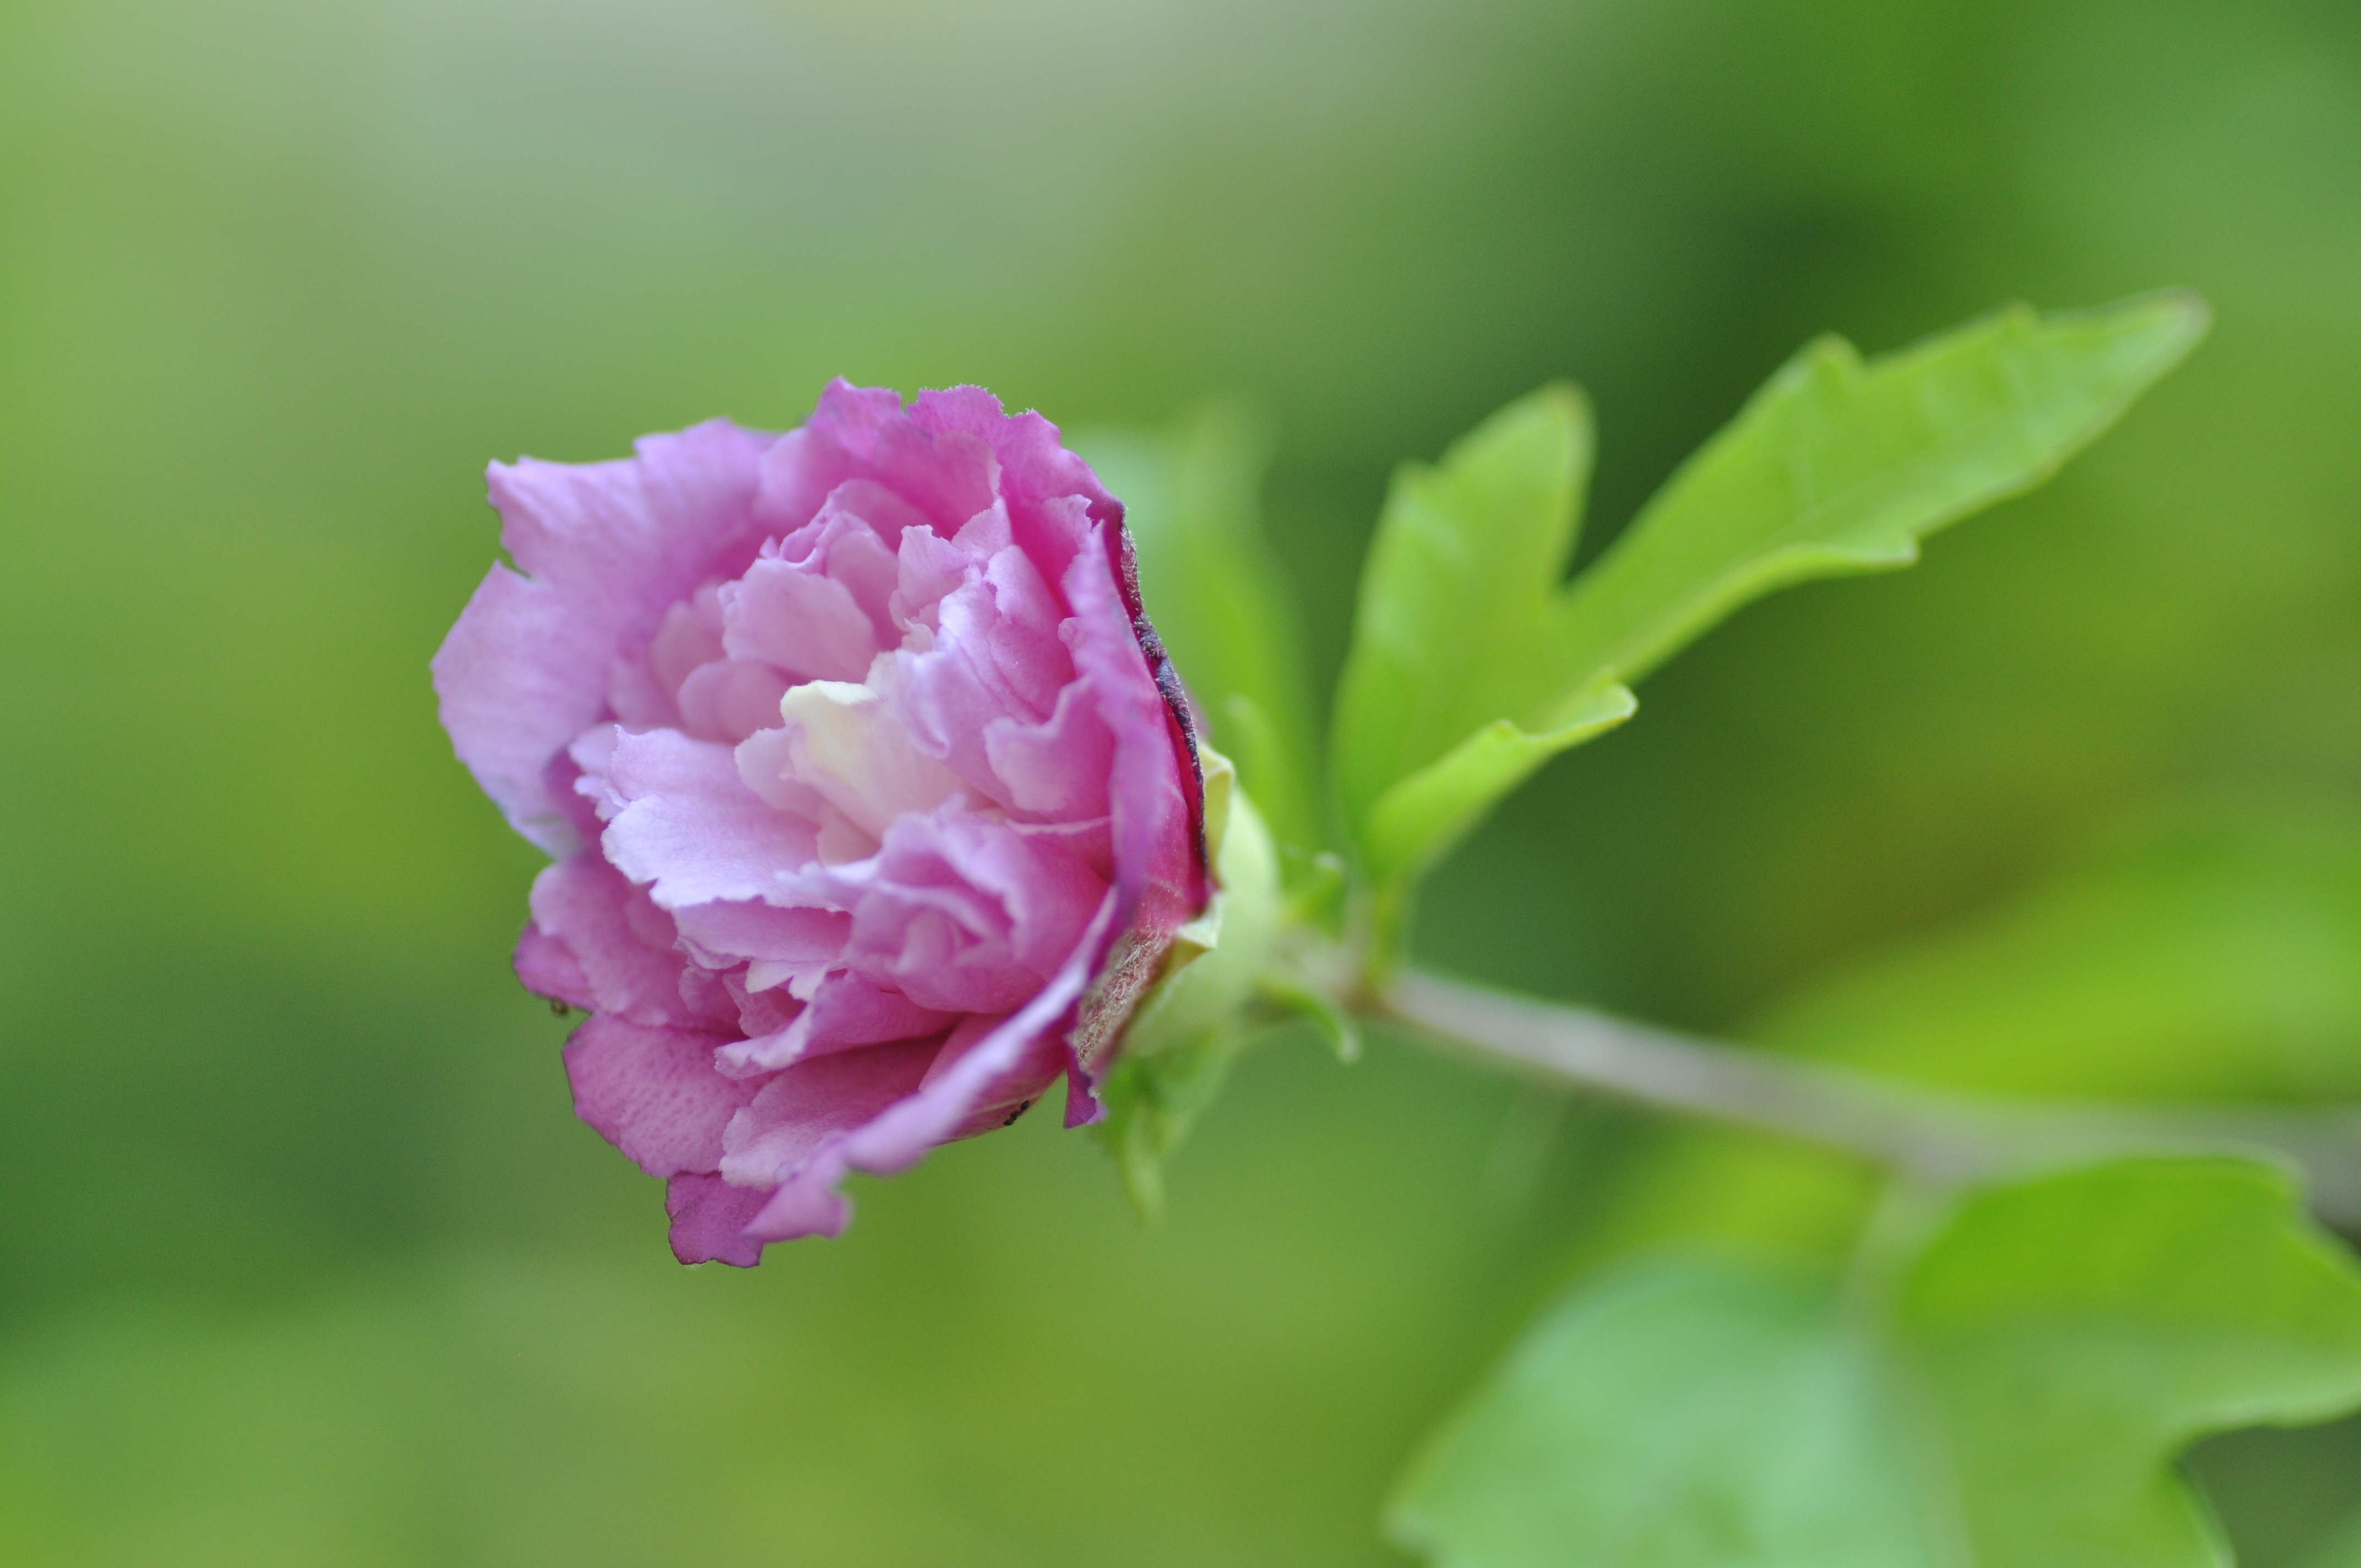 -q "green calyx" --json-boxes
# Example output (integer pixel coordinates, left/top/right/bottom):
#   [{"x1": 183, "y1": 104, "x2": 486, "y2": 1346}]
[{"x1": 1095, "y1": 746, "x2": 1283, "y2": 1219}]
